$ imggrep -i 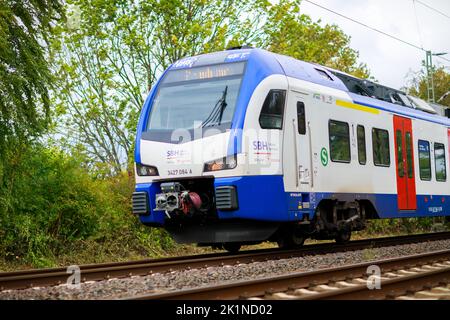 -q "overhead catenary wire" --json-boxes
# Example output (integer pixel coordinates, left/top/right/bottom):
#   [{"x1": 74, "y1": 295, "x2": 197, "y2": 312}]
[
  {"x1": 413, "y1": 0, "x2": 450, "y2": 63},
  {"x1": 303, "y1": 0, "x2": 450, "y2": 64},
  {"x1": 438, "y1": 56, "x2": 450, "y2": 63},
  {"x1": 412, "y1": 0, "x2": 424, "y2": 50},
  {"x1": 302, "y1": 0, "x2": 450, "y2": 64},
  {"x1": 415, "y1": 0, "x2": 450, "y2": 20},
  {"x1": 303, "y1": 0, "x2": 424, "y2": 51}
]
